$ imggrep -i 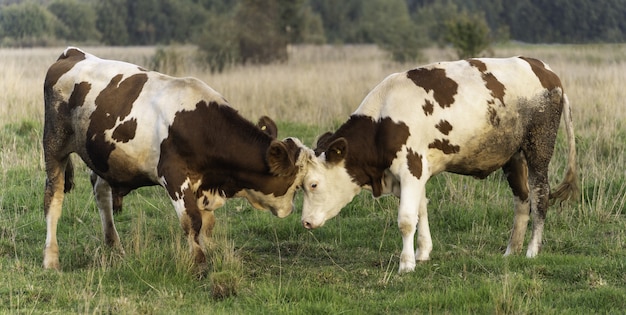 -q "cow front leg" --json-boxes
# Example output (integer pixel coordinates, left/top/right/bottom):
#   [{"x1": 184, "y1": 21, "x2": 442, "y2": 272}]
[
  {"x1": 171, "y1": 192, "x2": 208, "y2": 274},
  {"x1": 199, "y1": 209, "x2": 216, "y2": 251},
  {"x1": 93, "y1": 176, "x2": 124, "y2": 254},
  {"x1": 397, "y1": 178, "x2": 426, "y2": 273}
]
